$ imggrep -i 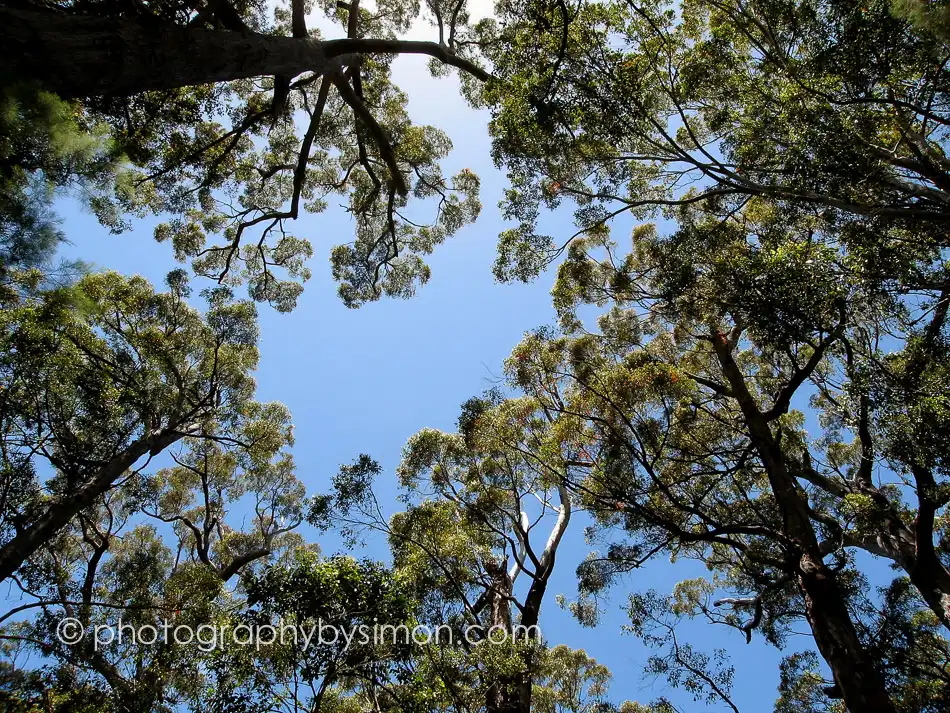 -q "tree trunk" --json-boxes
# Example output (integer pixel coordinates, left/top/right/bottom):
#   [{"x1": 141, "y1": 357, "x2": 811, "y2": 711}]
[
  {"x1": 711, "y1": 331, "x2": 897, "y2": 713},
  {"x1": 908, "y1": 462, "x2": 950, "y2": 630},
  {"x1": 909, "y1": 560, "x2": 950, "y2": 630},
  {"x1": 484, "y1": 559, "x2": 520, "y2": 713},
  {"x1": 901, "y1": 299, "x2": 950, "y2": 628},
  {"x1": 486, "y1": 543, "x2": 556, "y2": 713},
  {"x1": 512, "y1": 542, "x2": 565, "y2": 713},
  {"x1": 0, "y1": 6, "x2": 487, "y2": 99},
  {"x1": 795, "y1": 550, "x2": 897, "y2": 712}
]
